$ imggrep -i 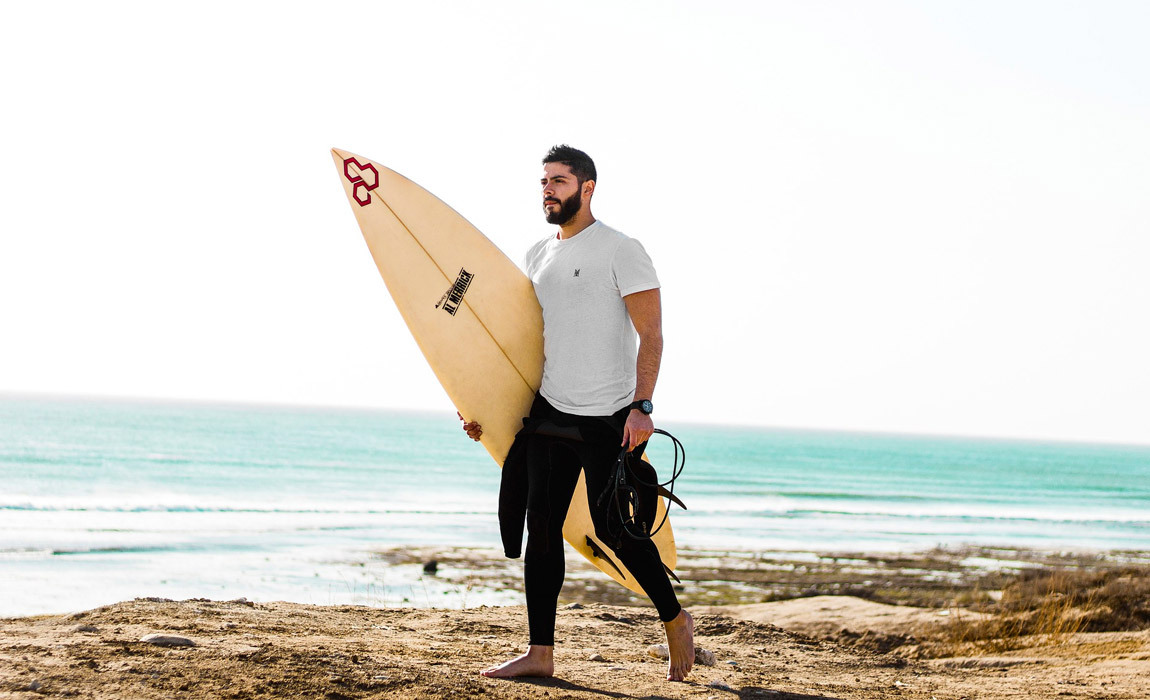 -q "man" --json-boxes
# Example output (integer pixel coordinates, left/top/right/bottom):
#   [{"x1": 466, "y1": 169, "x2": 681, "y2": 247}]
[{"x1": 460, "y1": 145, "x2": 694, "y2": 682}]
